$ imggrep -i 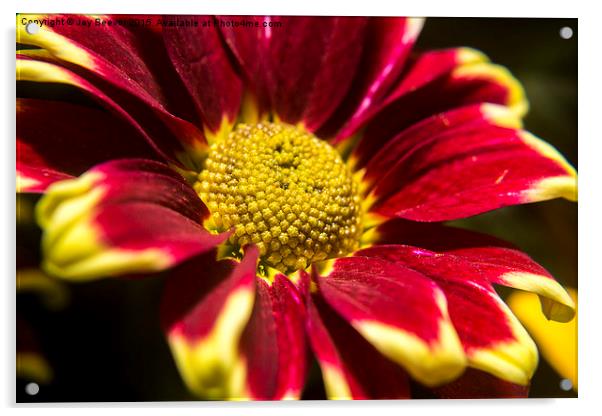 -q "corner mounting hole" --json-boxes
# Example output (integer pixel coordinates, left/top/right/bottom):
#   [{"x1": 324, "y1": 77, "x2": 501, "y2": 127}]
[
  {"x1": 25, "y1": 382, "x2": 40, "y2": 396},
  {"x1": 559, "y1": 26, "x2": 573, "y2": 40},
  {"x1": 559, "y1": 378, "x2": 573, "y2": 391},
  {"x1": 25, "y1": 22, "x2": 40, "y2": 35}
]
